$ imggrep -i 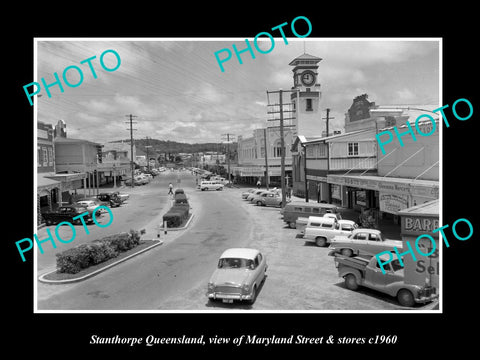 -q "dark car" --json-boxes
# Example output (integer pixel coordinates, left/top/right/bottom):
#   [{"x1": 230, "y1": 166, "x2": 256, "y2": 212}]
[
  {"x1": 174, "y1": 188, "x2": 185, "y2": 195},
  {"x1": 96, "y1": 193, "x2": 122, "y2": 207},
  {"x1": 42, "y1": 205, "x2": 94, "y2": 226}
]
